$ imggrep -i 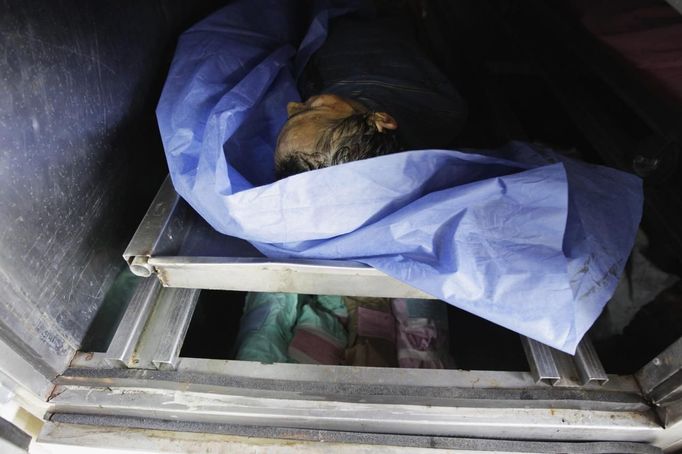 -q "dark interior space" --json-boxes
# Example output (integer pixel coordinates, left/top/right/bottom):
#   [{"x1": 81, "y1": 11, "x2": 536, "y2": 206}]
[
  {"x1": 65, "y1": 0, "x2": 682, "y2": 375},
  {"x1": 180, "y1": 290, "x2": 247, "y2": 360},
  {"x1": 447, "y1": 305, "x2": 528, "y2": 371},
  {"x1": 3, "y1": 2, "x2": 681, "y2": 450},
  {"x1": 179, "y1": 289, "x2": 531, "y2": 372},
  {"x1": 427, "y1": 0, "x2": 682, "y2": 373}
]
